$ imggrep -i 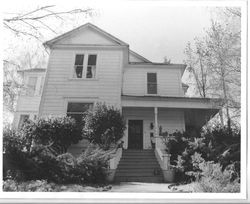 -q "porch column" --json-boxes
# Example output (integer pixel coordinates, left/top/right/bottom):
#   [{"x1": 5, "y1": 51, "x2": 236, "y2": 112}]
[{"x1": 154, "y1": 107, "x2": 159, "y2": 137}]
